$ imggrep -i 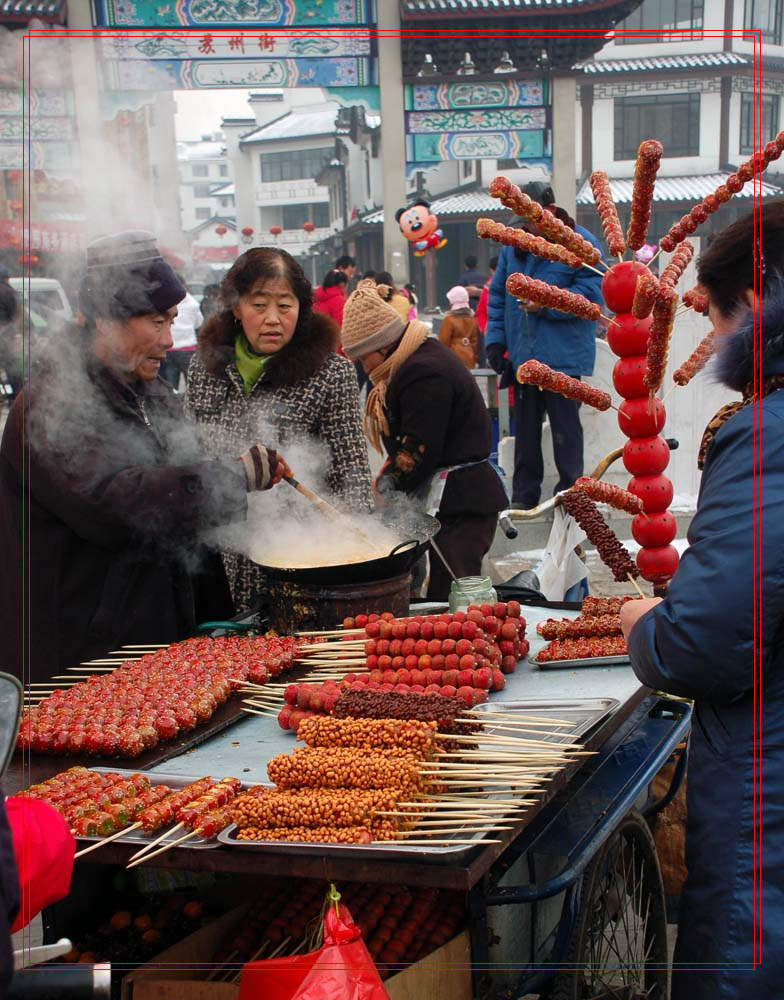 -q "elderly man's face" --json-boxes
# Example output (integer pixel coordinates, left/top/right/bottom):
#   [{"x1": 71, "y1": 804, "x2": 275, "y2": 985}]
[{"x1": 94, "y1": 308, "x2": 177, "y2": 381}]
